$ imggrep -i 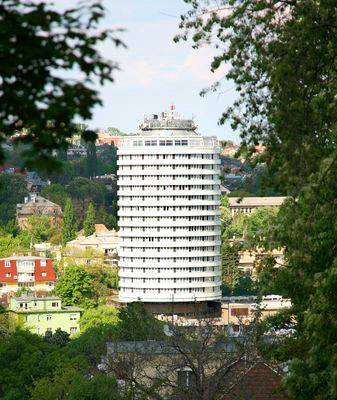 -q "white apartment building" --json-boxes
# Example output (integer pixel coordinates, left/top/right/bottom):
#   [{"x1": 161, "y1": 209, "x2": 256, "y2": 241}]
[{"x1": 117, "y1": 107, "x2": 222, "y2": 303}]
